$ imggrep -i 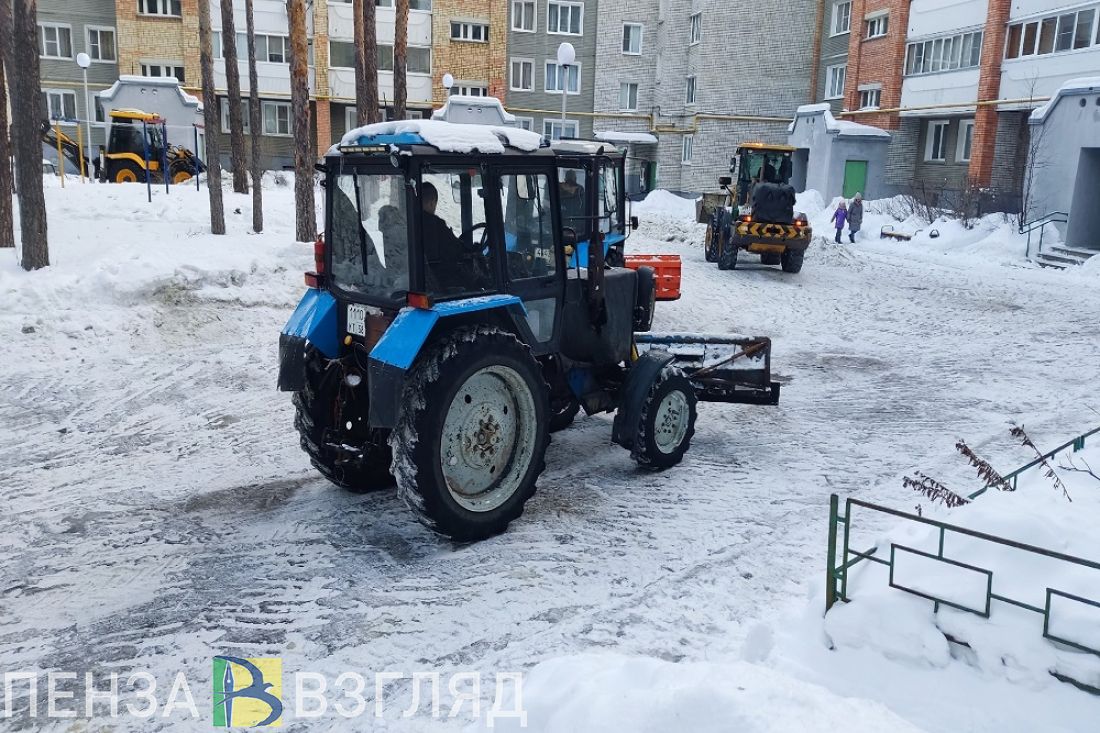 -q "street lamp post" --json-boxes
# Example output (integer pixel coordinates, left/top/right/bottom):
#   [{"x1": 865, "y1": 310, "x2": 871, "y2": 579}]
[
  {"x1": 555, "y1": 42, "x2": 575, "y2": 140},
  {"x1": 442, "y1": 73, "x2": 455, "y2": 97},
  {"x1": 76, "y1": 52, "x2": 93, "y2": 181}
]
